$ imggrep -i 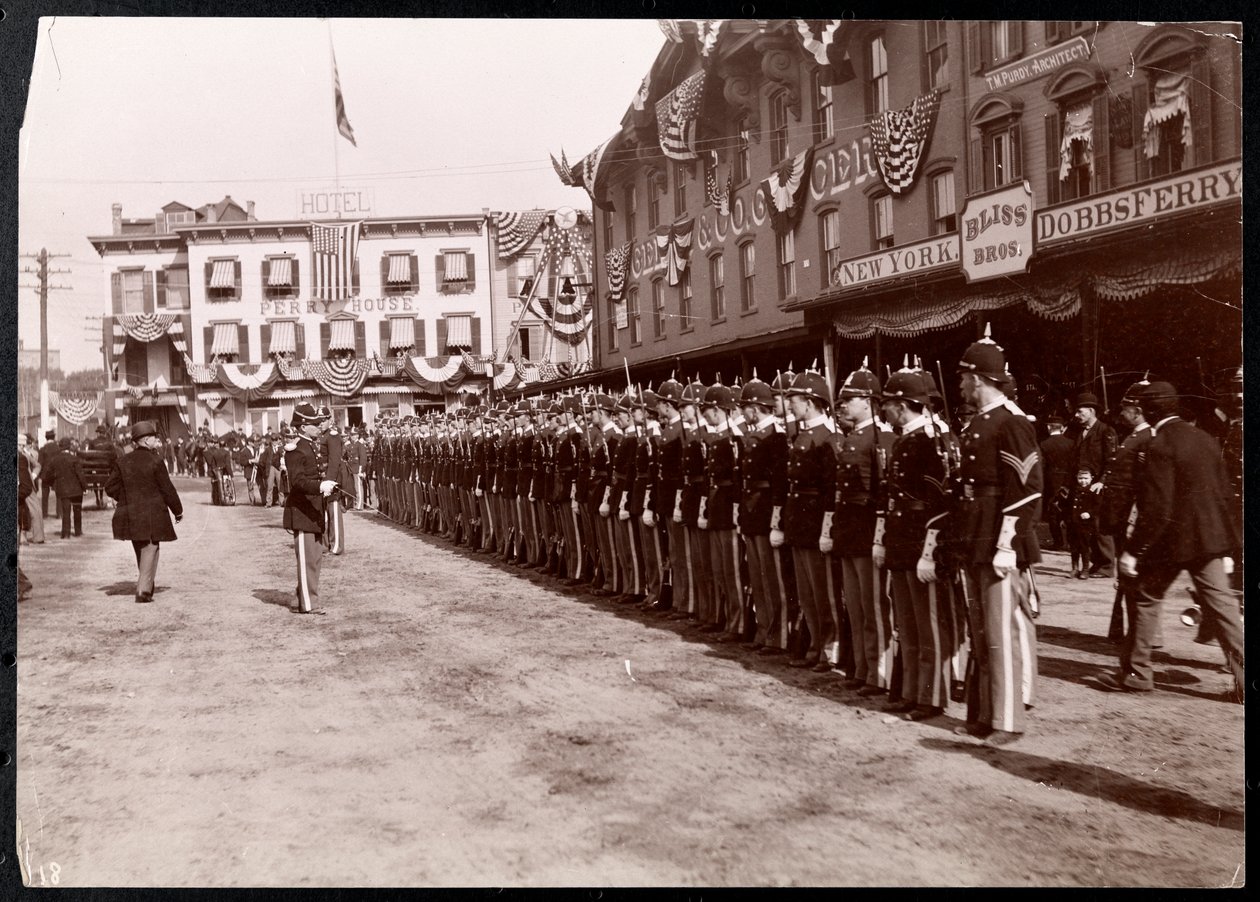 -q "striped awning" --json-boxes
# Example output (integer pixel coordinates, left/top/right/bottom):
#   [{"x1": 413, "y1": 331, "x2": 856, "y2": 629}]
[
  {"x1": 268, "y1": 257, "x2": 293, "y2": 287},
  {"x1": 209, "y1": 259, "x2": 235, "y2": 289},
  {"x1": 328, "y1": 319, "x2": 356, "y2": 352},
  {"x1": 445, "y1": 314, "x2": 472, "y2": 350},
  {"x1": 387, "y1": 254, "x2": 412, "y2": 284},
  {"x1": 269, "y1": 320, "x2": 296, "y2": 355},
  {"x1": 210, "y1": 322, "x2": 239, "y2": 357},
  {"x1": 443, "y1": 251, "x2": 468, "y2": 282},
  {"x1": 388, "y1": 316, "x2": 415, "y2": 350}
]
